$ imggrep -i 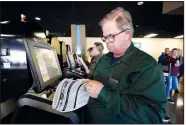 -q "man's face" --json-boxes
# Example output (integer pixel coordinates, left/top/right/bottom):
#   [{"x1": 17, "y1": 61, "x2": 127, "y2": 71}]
[
  {"x1": 102, "y1": 20, "x2": 131, "y2": 55},
  {"x1": 165, "y1": 48, "x2": 169, "y2": 55},
  {"x1": 178, "y1": 49, "x2": 182, "y2": 56},
  {"x1": 172, "y1": 50, "x2": 179, "y2": 57}
]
